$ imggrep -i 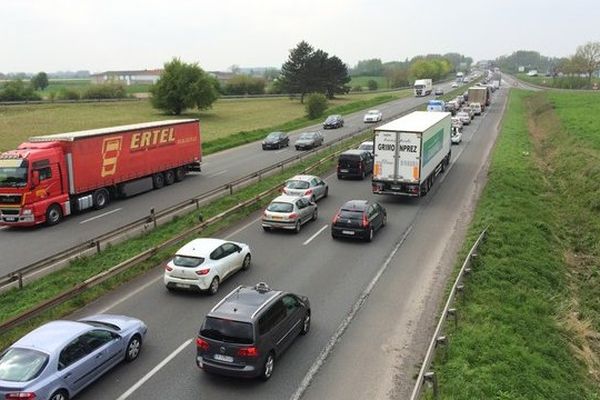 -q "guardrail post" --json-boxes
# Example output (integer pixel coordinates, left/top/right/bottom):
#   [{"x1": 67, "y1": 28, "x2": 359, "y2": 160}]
[
  {"x1": 17, "y1": 272, "x2": 23, "y2": 290},
  {"x1": 96, "y1": 241, "x2": 101, "y2": 254},
  {"x1": 195, "y1": 199, "x2": 200, "y2": 210},
  {"x1": 229, "y1": 184, "x2": 233, "y2": 195},
  {"x1": 424, "y1": 371, "x2": 439, "y2": 399},
  {"x1": 457, "y1": 284, "x2": 465, "y2": 301},
  {"x1": 447, "y1": 308, "x2": 458, "y2": 329},
  {"x1": 150, "y1": 208, "x2": 157, "y2": 229}
]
